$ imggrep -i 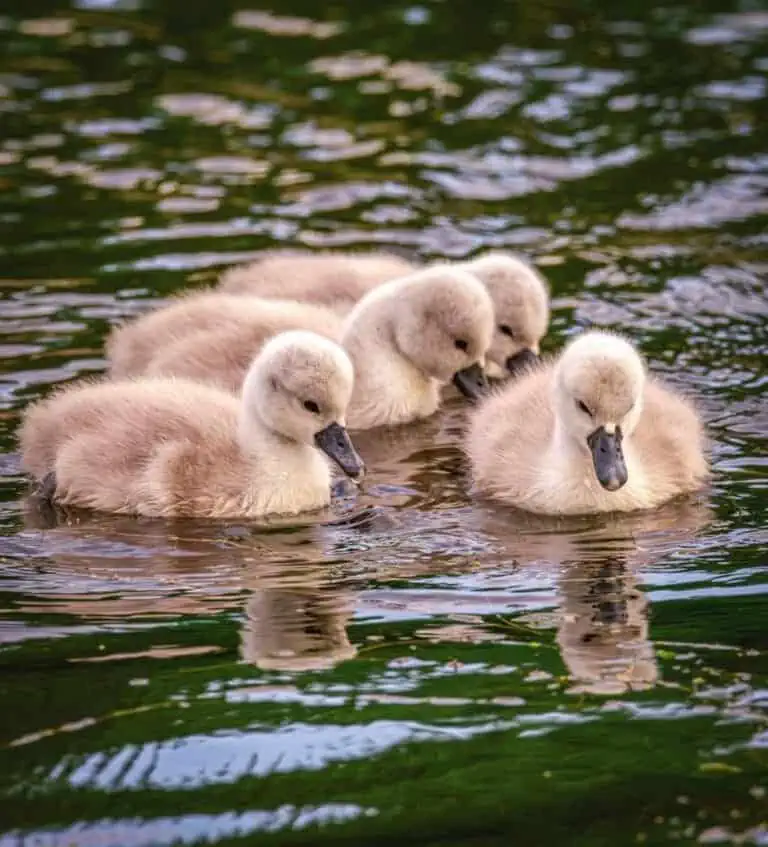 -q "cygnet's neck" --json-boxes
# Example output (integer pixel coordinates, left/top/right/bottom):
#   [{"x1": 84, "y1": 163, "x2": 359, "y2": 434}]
[
  {"x1": 235, "y1": 405, "x2": 332, "y2": 516},
  {"x1": 342, "y1": 289, "x2": 441, "y2": 428},
  {"x1": 550, "y1": 416, "x2": 589, "y2": 470},
  {"x1": 237, "y1": 407, "x2": 308, "y2": 465}
]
